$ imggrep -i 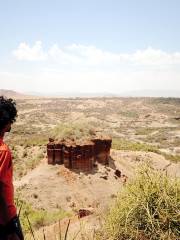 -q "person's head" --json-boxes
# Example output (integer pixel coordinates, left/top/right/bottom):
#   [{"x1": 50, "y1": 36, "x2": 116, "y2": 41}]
[{"x1": 0, "y1": 96, "x2": 17, "y2": 136}]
